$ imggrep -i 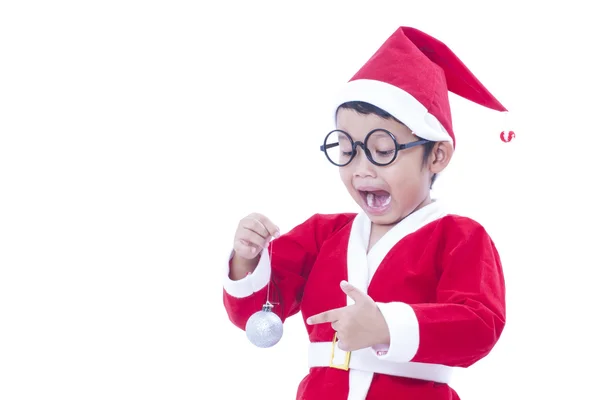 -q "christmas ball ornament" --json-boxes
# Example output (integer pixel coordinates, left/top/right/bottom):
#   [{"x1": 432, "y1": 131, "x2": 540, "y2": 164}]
[{"x1": 245, "y1": 301, "x2": 283, "y2": 348}]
